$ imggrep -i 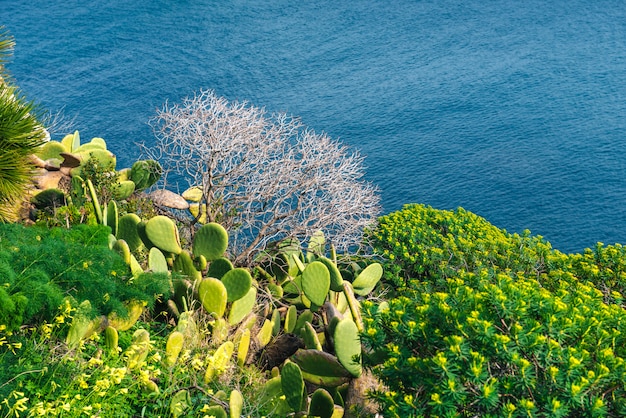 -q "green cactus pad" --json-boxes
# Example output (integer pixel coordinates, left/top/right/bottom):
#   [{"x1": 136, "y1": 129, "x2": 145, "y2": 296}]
[
  {"x1": 113, "y1": 180, "x2": 135, "y2": 200},
  {"x1": 333, "y1": 318, "x2": 362, "y2": 377},
  {"x1": 136, "y1": 221, "x2": 155, "y2": 250},
  {"x1": 60, "y1": 131, "x2": 80, "y2": 152},
  {"x1": 351, "y1": 262, "x2": 383, "y2": 296},
  {"x1": 270, "y1": 308, "x2": 281, "y2": 336},
  {"x1": 148, "y1": 247, "x2": 169, "y2": 273},
  {"x1": 197, "y1": 278, "x2": 227, "y2": 317},
  {"x1": 256, "y1": 319, "x2": 273, "y2": 348},
  {"x1": 306, "y1": 230, "x2": 326, "y2": 259},
  {"x1": 66, "y1": 300, "x2": 94, "y2": 348},
  {"x1": 117, "y1": 167, "x2": 131, "y2": 181},
  {"x1": 294, "y1": 309, "x2": 314, "y2": 332},
  {"x1": 228, "y1": 286, "x2": 257, "y2": 325},
  {"x1": 145, "y1": 215, "x2": 182, "y2": 254},
  {"x1": 267, "y1": 283, "x2": 284, "y2": 299},
  {"x1": 127, "y1": 328, "x2": 151, "y2": 368},
  {"x1": 302, "y1": 322, "x2": 323, "y2": 351},
  {"x1": 204, "y1": 341, "x2": 234, "y2": 383},
  {"x1": 291, "y1": 349, "x2": 353, "y2": 378},
  {"x1": 90, "y1": 137, "x2": 107, "y2": 149},
  {"x1": 182, "y1": 186, "x2": 203, "y2": 202},
  {"x1": 193, "y1": 222, "x2": 228, "y2": 261},
  {"x1": 105, "y1": 200, "x2": 118, "y2": 236},
  {"x1": 302, "y1": 261, "x2": 330, "y2": 306},
  {"x1": 166, "y1": 331, "x2": 184, "y2": 366},
  {"x1": 207, "y1": 257, "x2": 233, "y2": 279},
  {"x1": 173, "y1": 251, "x2": 202, "y2": 282},
  {"x1": 237, "y1": 328, "x2": 251, "y2": 367},
  {"x1": 129, "y1": 254, "x2": 143, "y2": 278},
  {"x1": 200, "y1": 406, "x2": 226, "y2": 418},
  {"x1": 86, "y1": 179, "x2": 103, "y2": 225},
  {"x1": 108, "y1": 300, "x2": 146, "y2": 331},
  {"x1": 194, "y1": 254, "x2": 208, "y2": 272},
  {"x1": 117, "y1": 213, "x2": 142, "y2": 251},
  {"x1": 318, "y1": 256, "x2": 344, "y2": 292},
  {"x1": 188, "y1": 203, "x2": 208, "y2": 224},
  {"x1": 281, "y1": 361, "x2": 305, "y2": 412},
  {"x1": 259, "y1": 377, "x2": 291, "y2": 416},
  {"x1": 104, "y1": 325, "x2": 119, "y2": 353},
  {"x1": 309, "y1": 389, "x2": 335, "y2": 418},
  {"x1": 36, "y1": 140, "x2": 67, "y2": 160},
  {"x1": 229, "y1": 390, "x2": 244, "y2": 418},
  {"x1": 130, "y1": 159, "x2": 162, "y2": 190},
  {"x1": 112, "y1": 239, "x2": 131, "y2": 265},
  {"x1": 284, "y1": 305, "x2": 298, "y2": 334},
  {"x1": 77, "y1": 149, "x2": 117, "y2": 171},
  {"x1": 170, "y1": 389, "x2": 191, "y2": 418},
  {"x1": 221, "y1": 268, "x2": 252, "y2": 302}
]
